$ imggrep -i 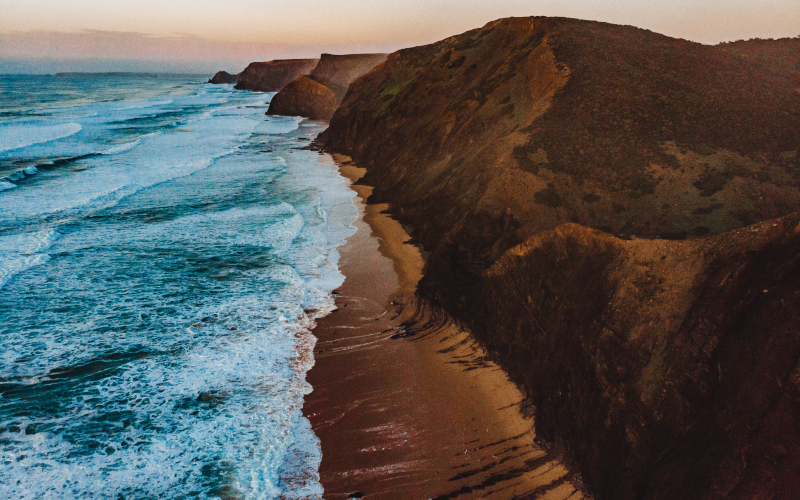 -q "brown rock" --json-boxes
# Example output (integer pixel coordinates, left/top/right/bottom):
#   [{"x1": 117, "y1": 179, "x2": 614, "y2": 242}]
[
  {"x1": 266, "y1": 76, "x2": 339, "y2": 120},
  {"x1": 207, "y1": 71, "x2": 238, "y2": 84},
  {"x1": 234, "y1": 59, "x2": 319, "y2": 92},
  {"x1": 310, "y1": 53, "x2": 389, "y2": 98},
  {"x1": 267, "y1": 53, "x2": 388, "y2": 120}
]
